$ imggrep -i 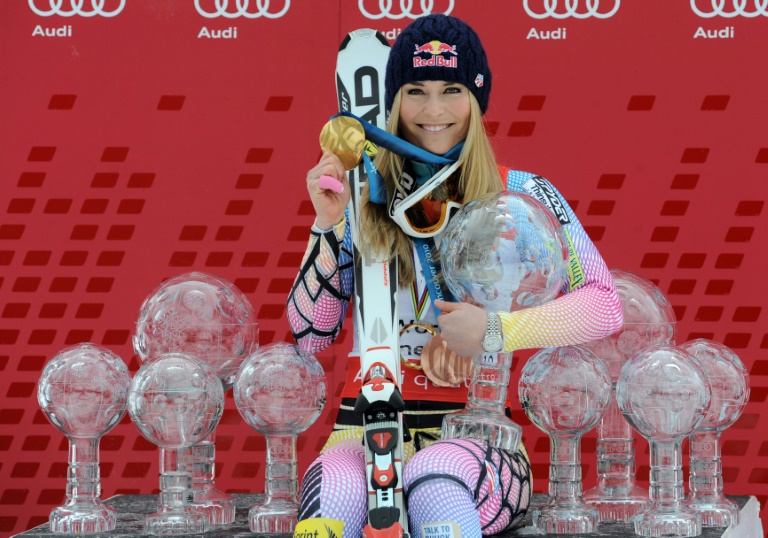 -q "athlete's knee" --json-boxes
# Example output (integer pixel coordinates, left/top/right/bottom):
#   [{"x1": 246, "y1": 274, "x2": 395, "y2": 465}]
[
  {"x1": 298, "y1": 440, "x2": 367, "y2": 538},
  {"x1": 404, "y1": 439, "x2": 532, "y2": 536}
]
